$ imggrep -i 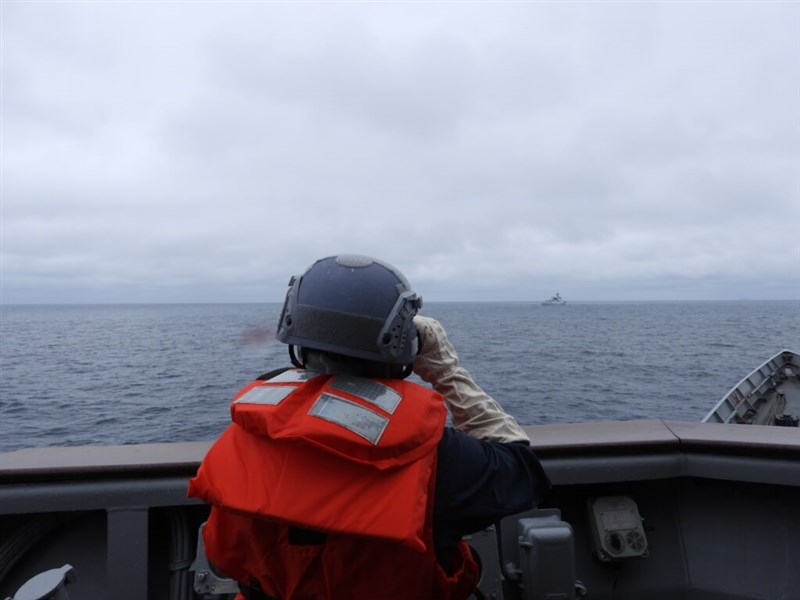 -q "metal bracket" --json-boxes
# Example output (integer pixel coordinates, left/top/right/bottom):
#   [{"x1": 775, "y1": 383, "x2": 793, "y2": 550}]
[
  {"x1": 5, "y1": 564, "x2": 75, "y2": 600},
  {"x1": 190, "y1": 524, "x2": 240, "y2": 596}
]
